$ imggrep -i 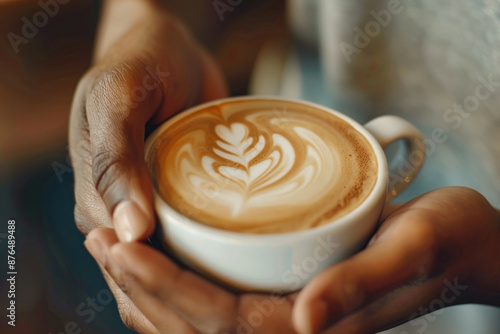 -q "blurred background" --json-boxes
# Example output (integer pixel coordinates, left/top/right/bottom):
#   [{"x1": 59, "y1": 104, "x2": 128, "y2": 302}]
[{"x1": 1, "y1": 0, "x2": 500, "y2": 333}]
